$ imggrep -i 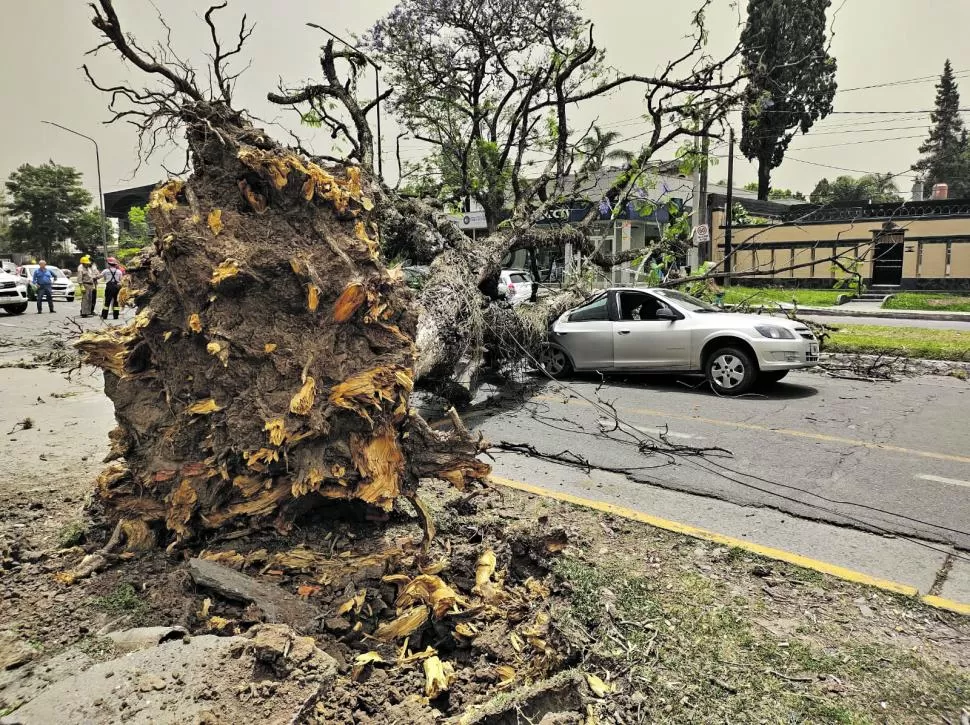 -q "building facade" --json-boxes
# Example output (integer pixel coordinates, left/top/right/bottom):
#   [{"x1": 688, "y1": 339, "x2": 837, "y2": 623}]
[{"x1": 710, "y1": 198, "x2": 970, "y2": 290}]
